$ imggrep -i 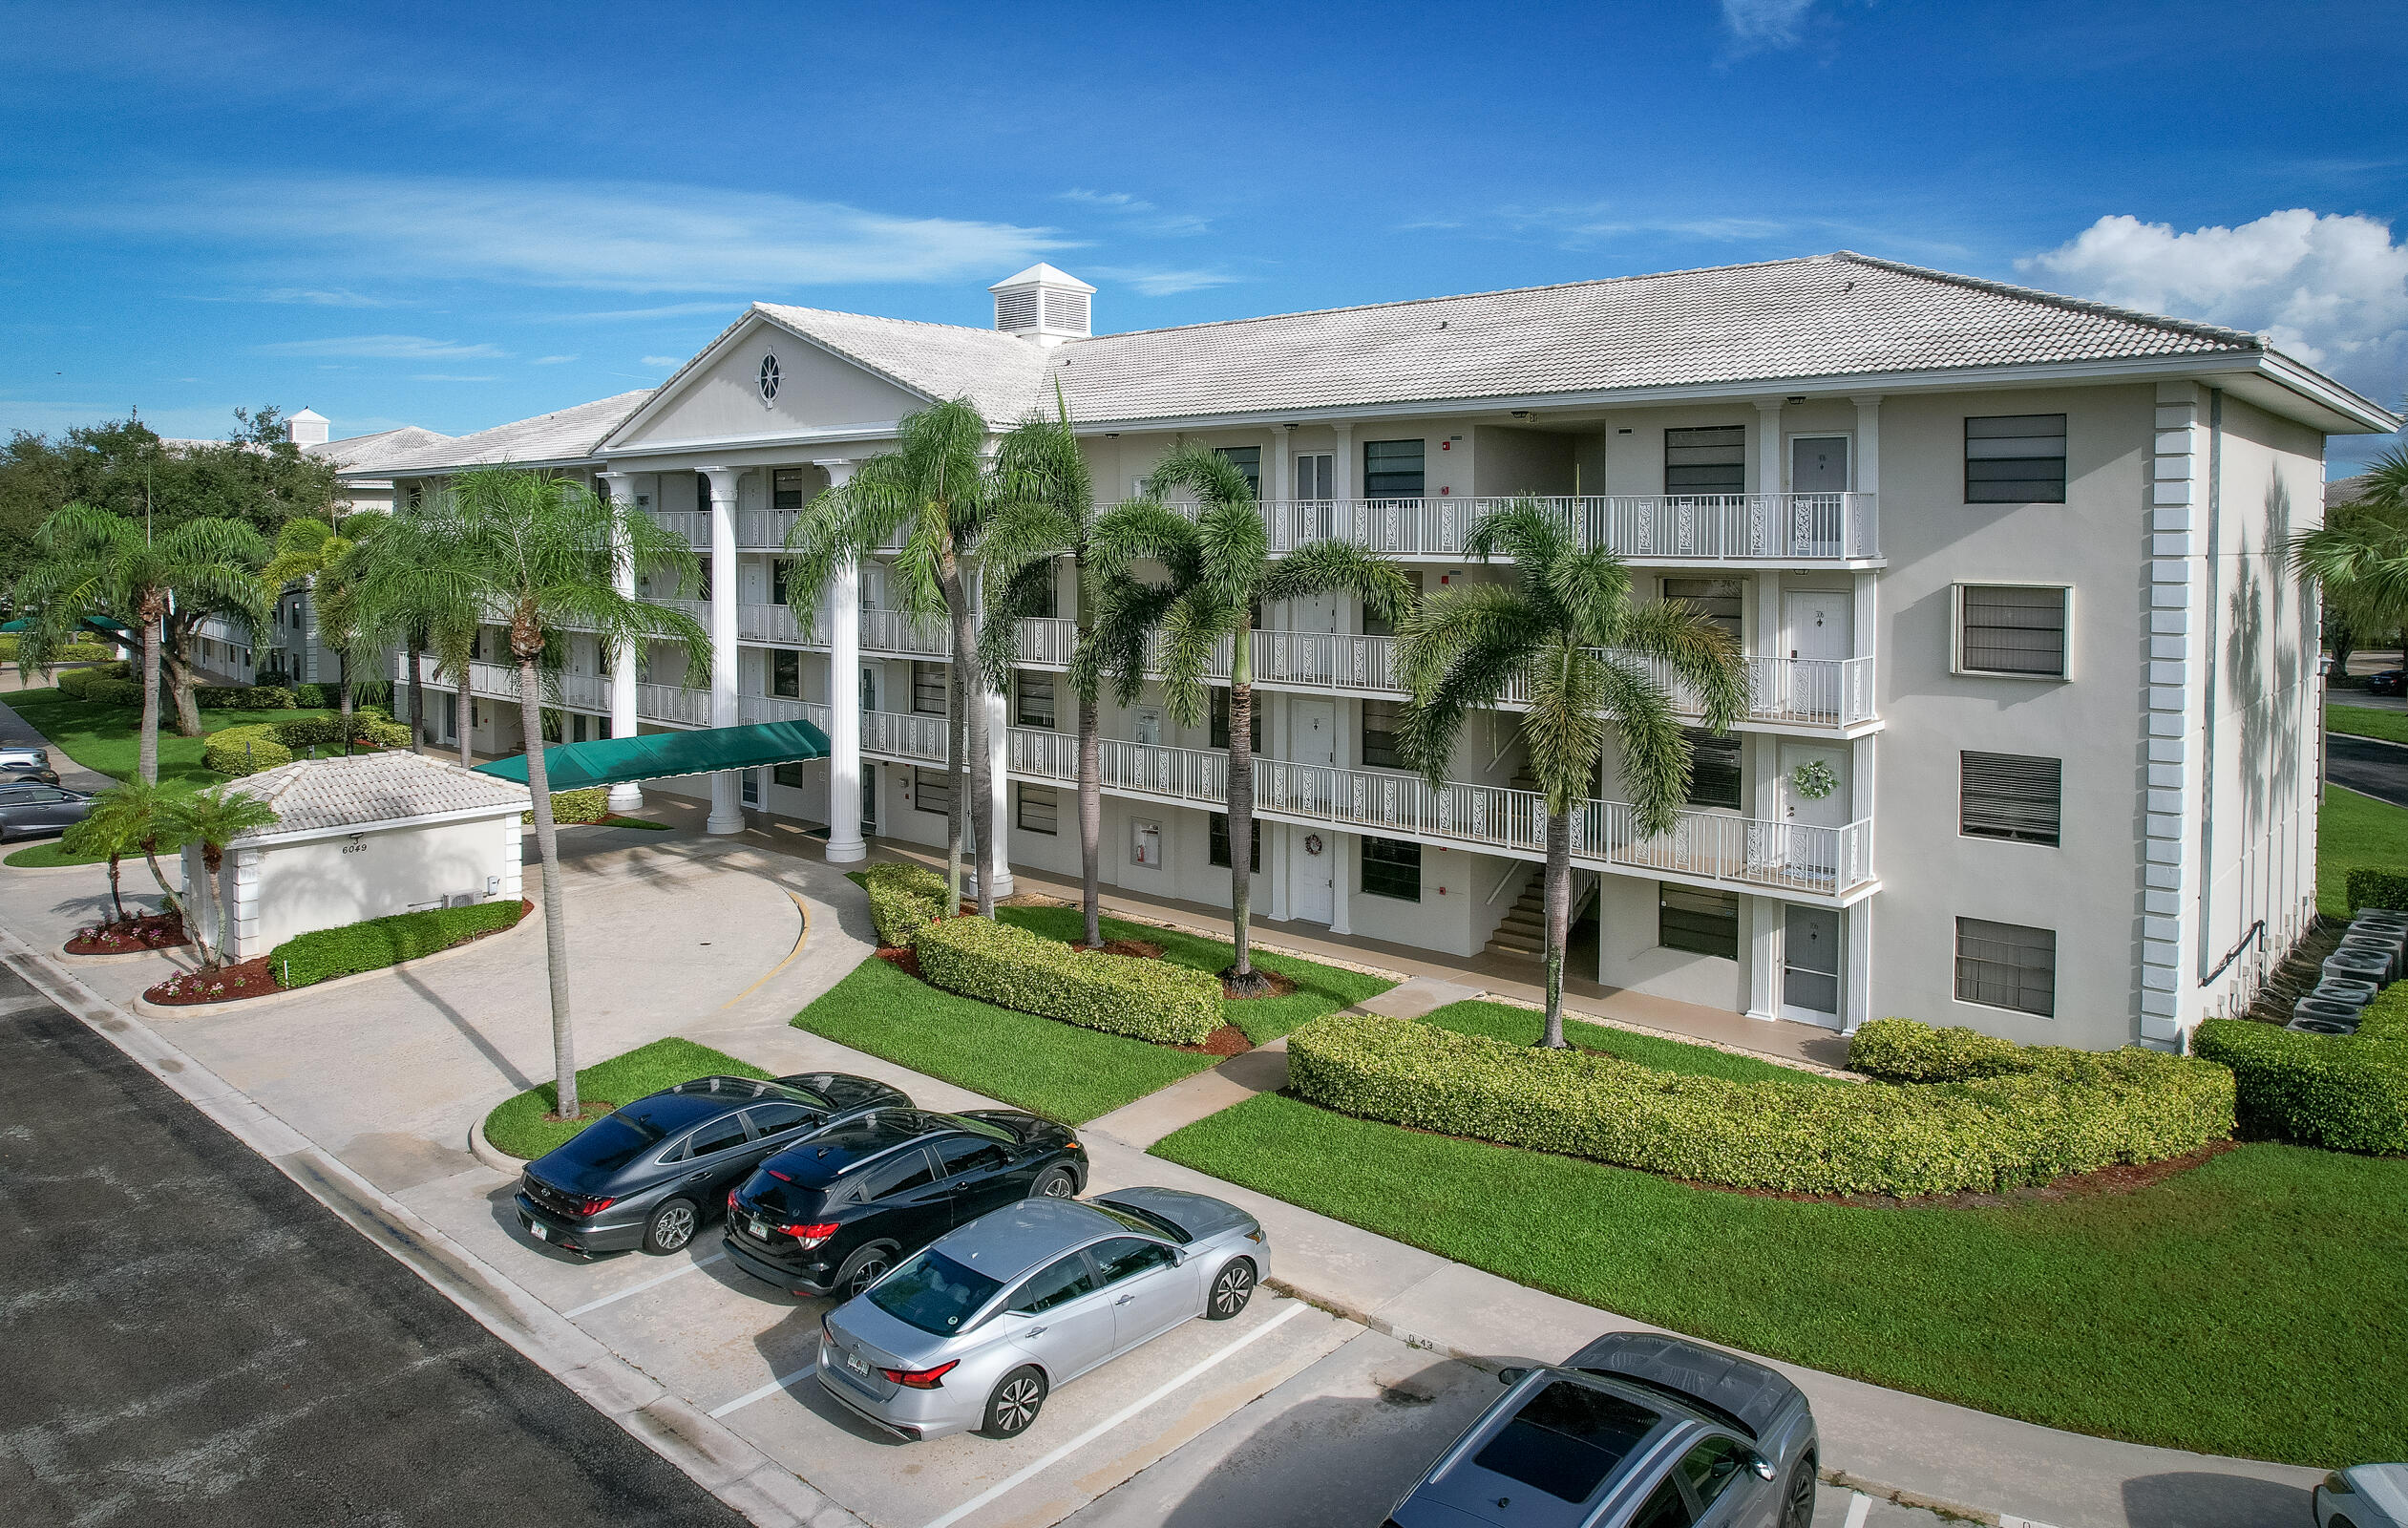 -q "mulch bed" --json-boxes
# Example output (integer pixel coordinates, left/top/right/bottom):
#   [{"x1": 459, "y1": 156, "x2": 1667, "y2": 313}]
[
  {"x1": 1221, "y1": 967, "x2": 1296, "y2": 1001},
  {"x1": 1094, "y1": 937, "x2": 1166, "y2": 960},
  {"x1": 66, "y1": 913, "x2": 190, "y2": 955},
  {"x1": 874, "y1": 945, "x2": 923, "y2": 977},
  {"x1": 1183, "y1": 1025, "x2": 1254, "y2": 1057},
  {"x1": 146, "y1": 957, "x2": 283, "y2": 1006}
]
